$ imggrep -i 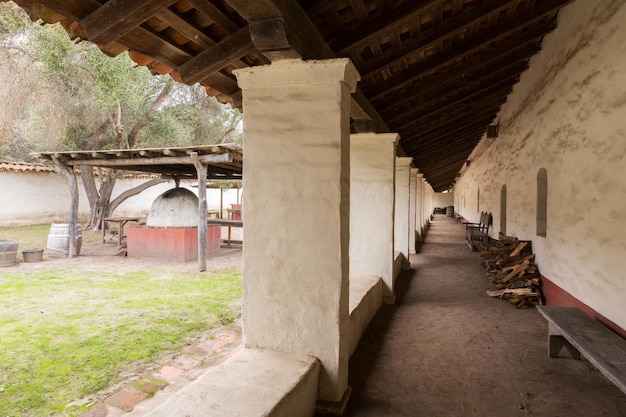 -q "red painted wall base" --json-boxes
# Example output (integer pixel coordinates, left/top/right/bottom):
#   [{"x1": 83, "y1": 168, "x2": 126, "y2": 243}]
[
  {"x1": 541, "y1": 275, "x2": 626, "y2": 339},
  {"x1": 126, "y1": 225, "x2": 221, "y2": 262}
]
